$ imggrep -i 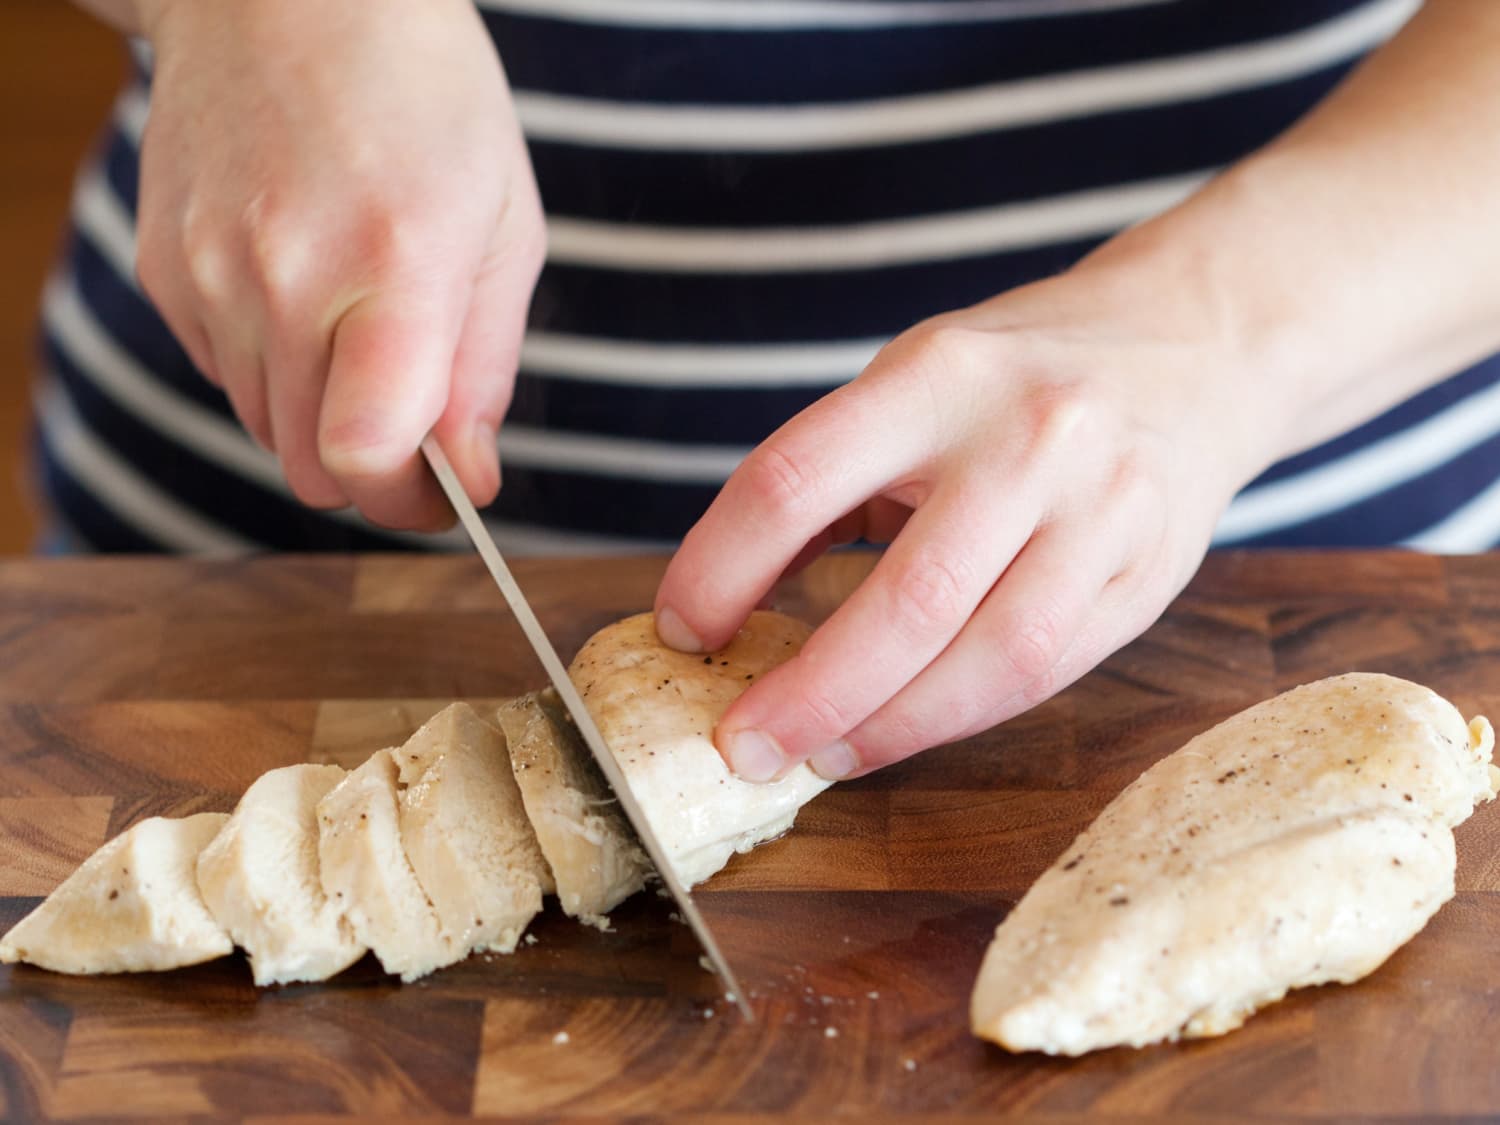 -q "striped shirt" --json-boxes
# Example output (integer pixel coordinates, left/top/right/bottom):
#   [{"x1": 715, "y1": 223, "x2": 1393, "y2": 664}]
[{"x1": 35, "y1": 0, "x2": 1500, "y2": 554}]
